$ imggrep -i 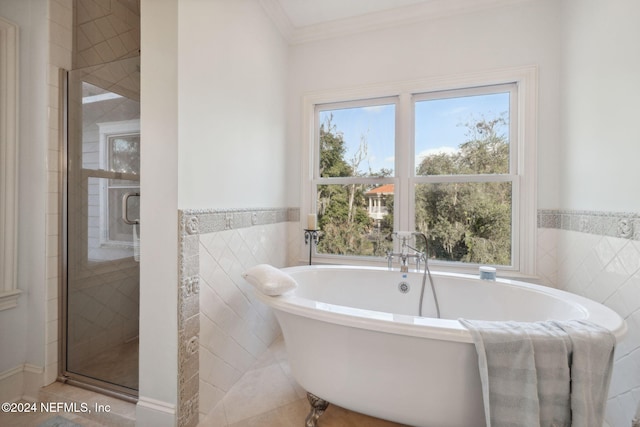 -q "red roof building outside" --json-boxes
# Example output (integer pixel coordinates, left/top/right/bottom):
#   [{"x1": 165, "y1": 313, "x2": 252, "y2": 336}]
[{"x1": 365, "y1": 184, "x2": 394, "y2": 221}]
